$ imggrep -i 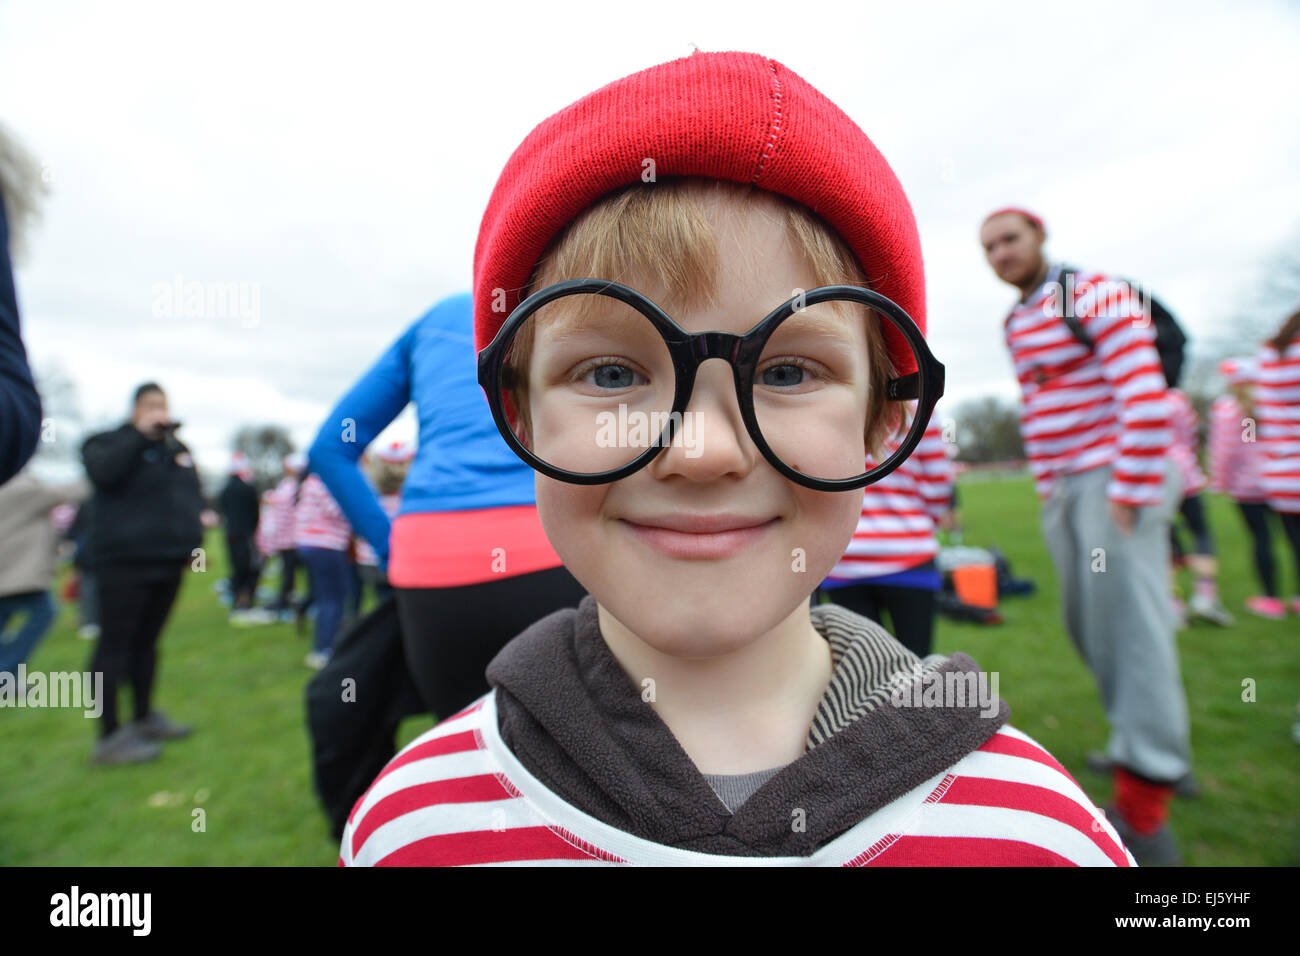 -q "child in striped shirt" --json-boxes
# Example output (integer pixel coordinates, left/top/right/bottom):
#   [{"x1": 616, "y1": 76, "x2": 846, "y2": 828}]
[
  {"x1": 340, "y1": 51, "x2": 1133, "y2": 867},
  {"x1": 819, "y1": 416, "x2": 953, "y2": 656},
  {"x1": 1255, "y1": 311, "x2": 1300, "y2": 612},
  {"x1": 295, "y1": 471, "x2": 352, "y2": 669},
  {"x1": 1167, "y1": 387, "x2": 1233, "y2": 627},
  {"x1": 1209, "y1": 358, "x2": 1286, "y2": 619}
]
